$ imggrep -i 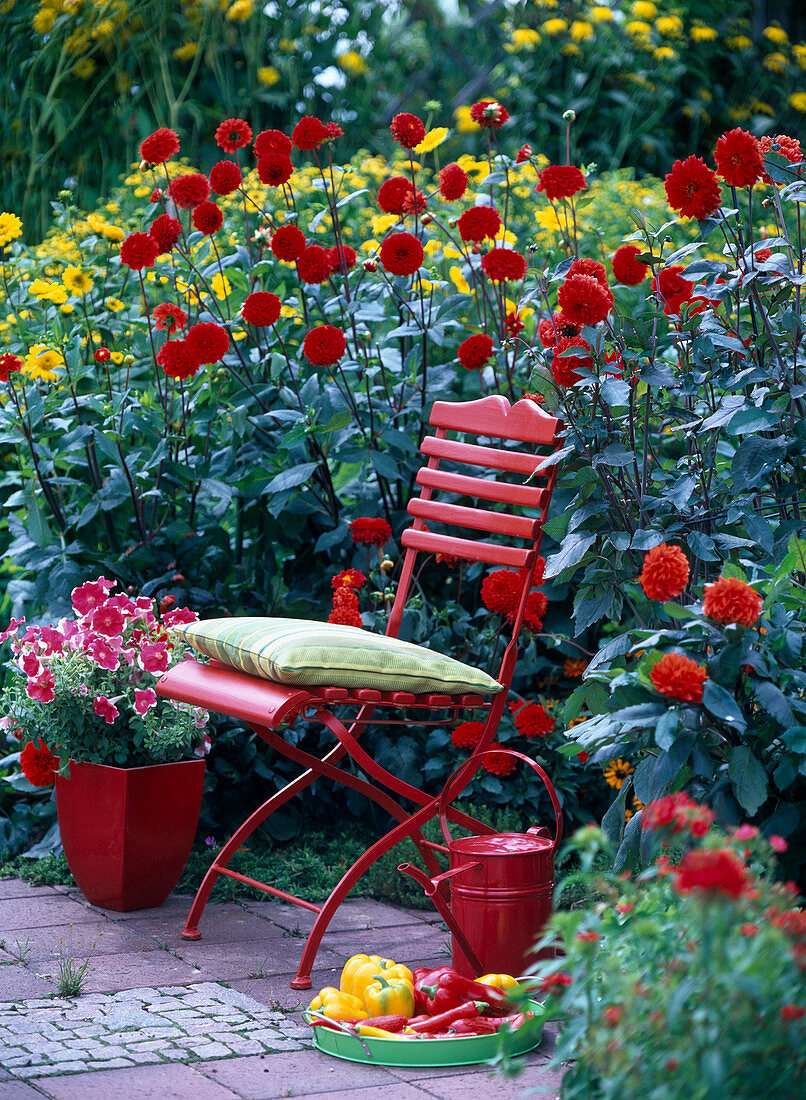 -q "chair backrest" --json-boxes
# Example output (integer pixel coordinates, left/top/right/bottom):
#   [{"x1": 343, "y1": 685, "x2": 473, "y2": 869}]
[{"x1": 386, "y1": 396, "x2": 565, "y2": 687}]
